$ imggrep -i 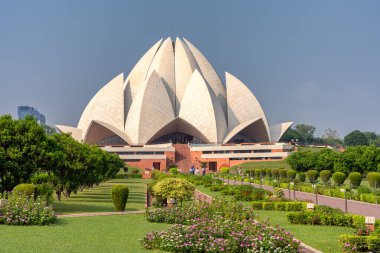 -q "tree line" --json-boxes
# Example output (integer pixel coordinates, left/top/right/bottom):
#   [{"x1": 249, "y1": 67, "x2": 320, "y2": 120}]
[
  {"x1": 0, "y1": 115, "x2": 124, "y2": 200},
  {"x1": 287, "y1": 146, "x2": 380, "y2": 174},
  {"x1": 280, "y1": 123, "x2": 380, "y2": 147}
]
